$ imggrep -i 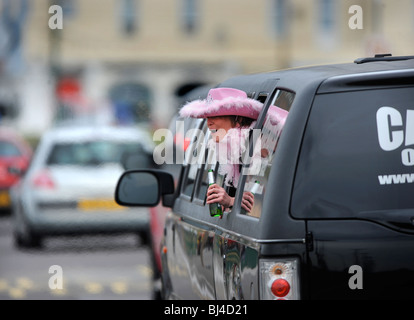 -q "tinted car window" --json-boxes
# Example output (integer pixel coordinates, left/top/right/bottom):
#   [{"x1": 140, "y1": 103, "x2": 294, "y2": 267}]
[
  {"x1": 292, "y1": 86, "x2": 414, "y2": 219},
  {"x1": 47, "y1": 141, "x2": 138, "y2": 166},
  {"x1": 240, "y1": 89, "x2": 294, "y2": 218},
  {"x1": 181, "y1": 120, "x2": 207, "y2": 198},
  {"x1": 194, "y1": 128, "x2": 221, "y2": 202},
  {"x1": 197, "y1": 131, "x2": 226, "y2": 204}
]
